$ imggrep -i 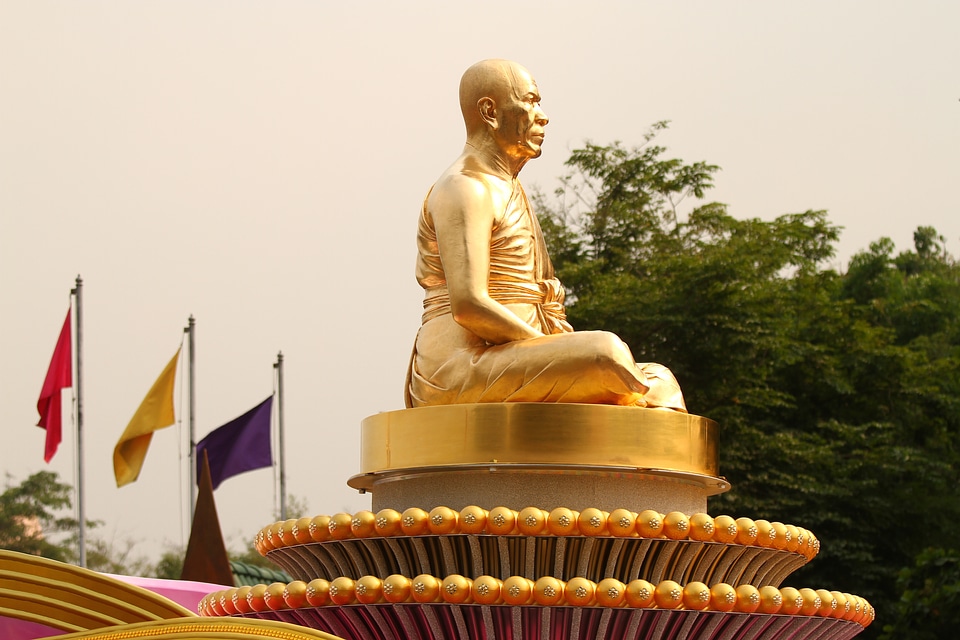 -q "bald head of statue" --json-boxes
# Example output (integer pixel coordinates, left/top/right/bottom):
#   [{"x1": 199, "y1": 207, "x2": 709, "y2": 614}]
[{"x1": 459, "y1": 59, "x2": 549, "y2": 164}]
